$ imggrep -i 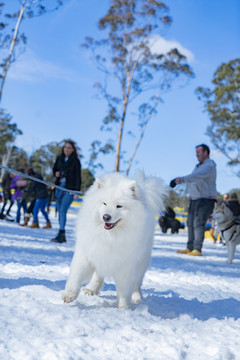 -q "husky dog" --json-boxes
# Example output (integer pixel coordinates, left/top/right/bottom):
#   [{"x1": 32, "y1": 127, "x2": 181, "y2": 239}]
[
  {"x1": 212, "y1": 202, "x2": 240, "y2": 264},
  {"x1": 62, "y1": 171, "x2": 166, "y2": 308}
]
